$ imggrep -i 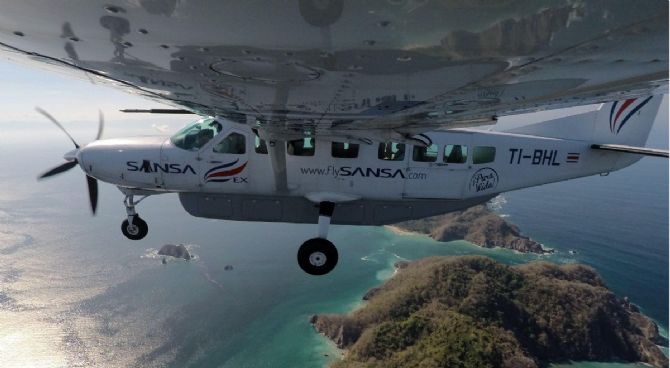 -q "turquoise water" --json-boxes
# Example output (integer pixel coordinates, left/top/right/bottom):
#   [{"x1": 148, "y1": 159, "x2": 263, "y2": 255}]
[{"x1": 0, "y1": 121, "x2": 666, "y2": 367}]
